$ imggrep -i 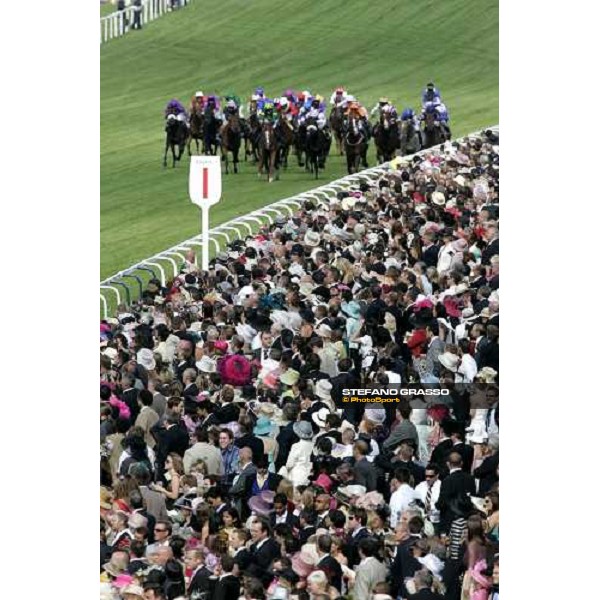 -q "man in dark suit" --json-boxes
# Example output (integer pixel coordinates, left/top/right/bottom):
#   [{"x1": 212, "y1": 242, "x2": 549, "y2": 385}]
[
  {"x1": 182, "y1": 368, "x2": 199, "y2": 400},
  {"x1": 247, "y1": 518, "x2": 281, "y2": 586},
  {"x1": 421, "y1": 233, "x2": 440, "y2": 268},
  {"x1": 436, "y1": 452, "x2": 476, "y2": 534},
  {"x1": 450, "y1": 427, "x2": 475, "y2": 474},
  {"x1": 473, "y1": 444, "x2": 499, "y2": 496},
  {"x1": 213, "y1": 555, "x2": 240, "y2": 600},
  {"x1": 185, "y1": 548, "x2": 212, "y2": 599},
  {"x1": 316, "y1": 533, "x2": 343, "y2": 592},
  {"x1": 271, "y1": 493, "x2": 300, "y2": 530},
  {"x1": 392, "y1": 439, "x2": 426, "y2": 486},
  {"x1": 151, "y1": 411, "x2": 189, "y2": 479},
  {"x1": 429, "y1": 419, "x2": 456, "y2": 475},
  {"x1": 120, "y1": 373, "x2": 140, "y2": 425},
  {"x1": 353, "y1": 440, "x2": 378, "y2": 491},
  {"x1": 234, "y1": 416, "x2": 264, "y2": 464},
  {"x1": 330, "y1": 359, "x2": 360, "y2": 401},
  {"x1": 275, "y1": 403, "x2": 300, "y2": 471},
  {"x1": 298, "y1": 510, "x2": 317, "y2": 545},
  {"x1": 344, "y1": 507, "x2": 371, "y2": 569}
]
